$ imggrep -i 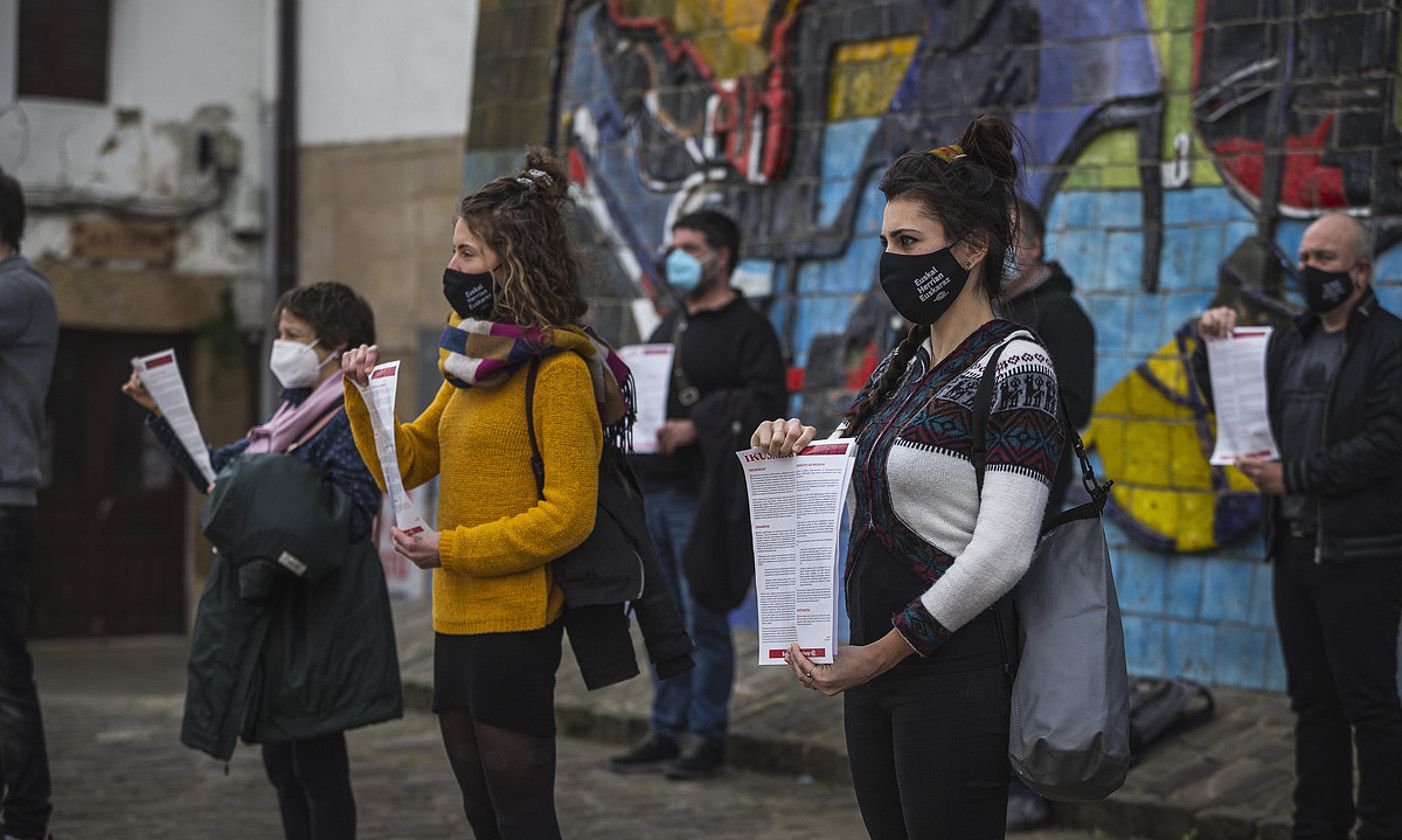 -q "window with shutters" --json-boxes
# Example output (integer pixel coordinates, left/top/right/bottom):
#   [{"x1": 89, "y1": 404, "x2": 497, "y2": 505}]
[{"x1": 17, "y1": 0, "x2": 113, "y2": 103}]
